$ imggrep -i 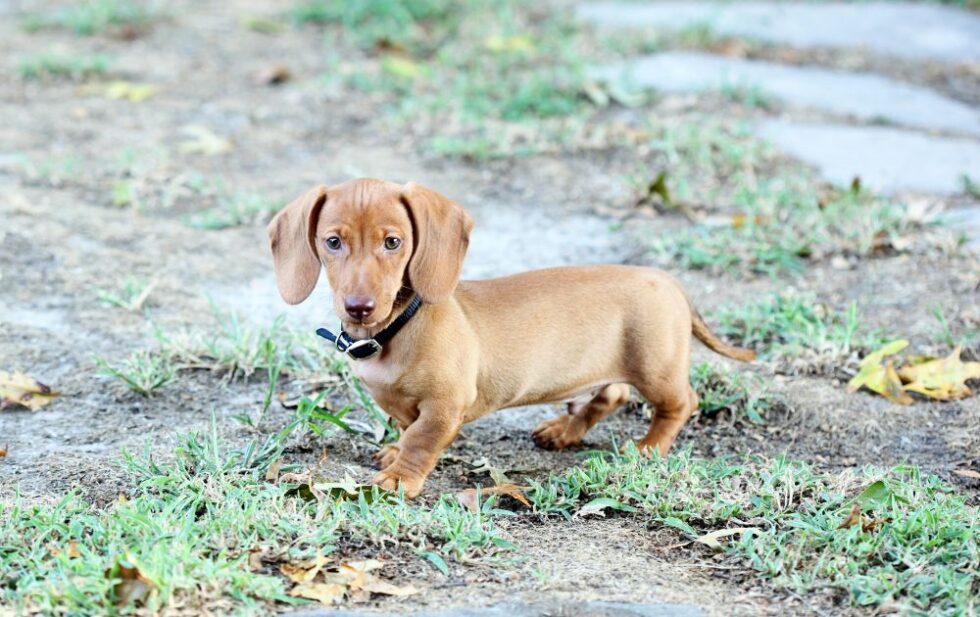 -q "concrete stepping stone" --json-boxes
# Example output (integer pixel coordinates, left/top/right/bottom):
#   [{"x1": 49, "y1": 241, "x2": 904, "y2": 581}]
[
  {"x1": 284, "y1": 600, "x2": 704, "y2": 617},
  {"x1": 578, "y1": 1, "x2": 980, "y2": 63},
  {"x1": 756, "y1": 119, "x2": 980, "y2": 195},
  {"x1": 592, "y1": 52, "x2": 980, "y2": 138}
]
